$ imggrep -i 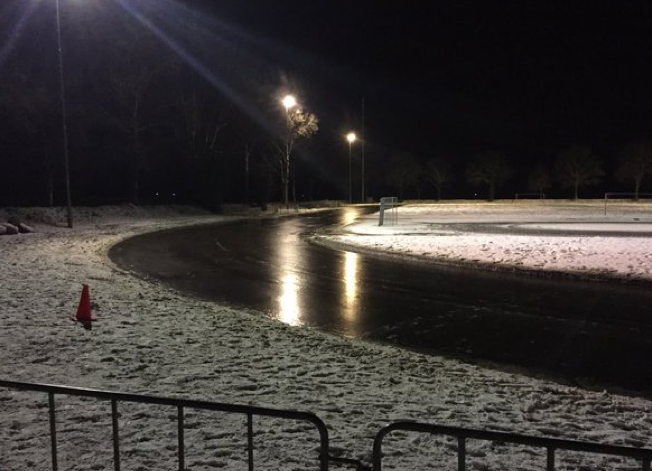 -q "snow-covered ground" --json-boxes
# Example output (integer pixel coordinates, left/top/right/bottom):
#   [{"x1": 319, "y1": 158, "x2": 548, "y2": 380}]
[
  {"x1": 330, "y1": 200, "x2": 652, "y2": 283},
  {"x1": 1, "y1": 202, "x2": 652, "y2": 471}
]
